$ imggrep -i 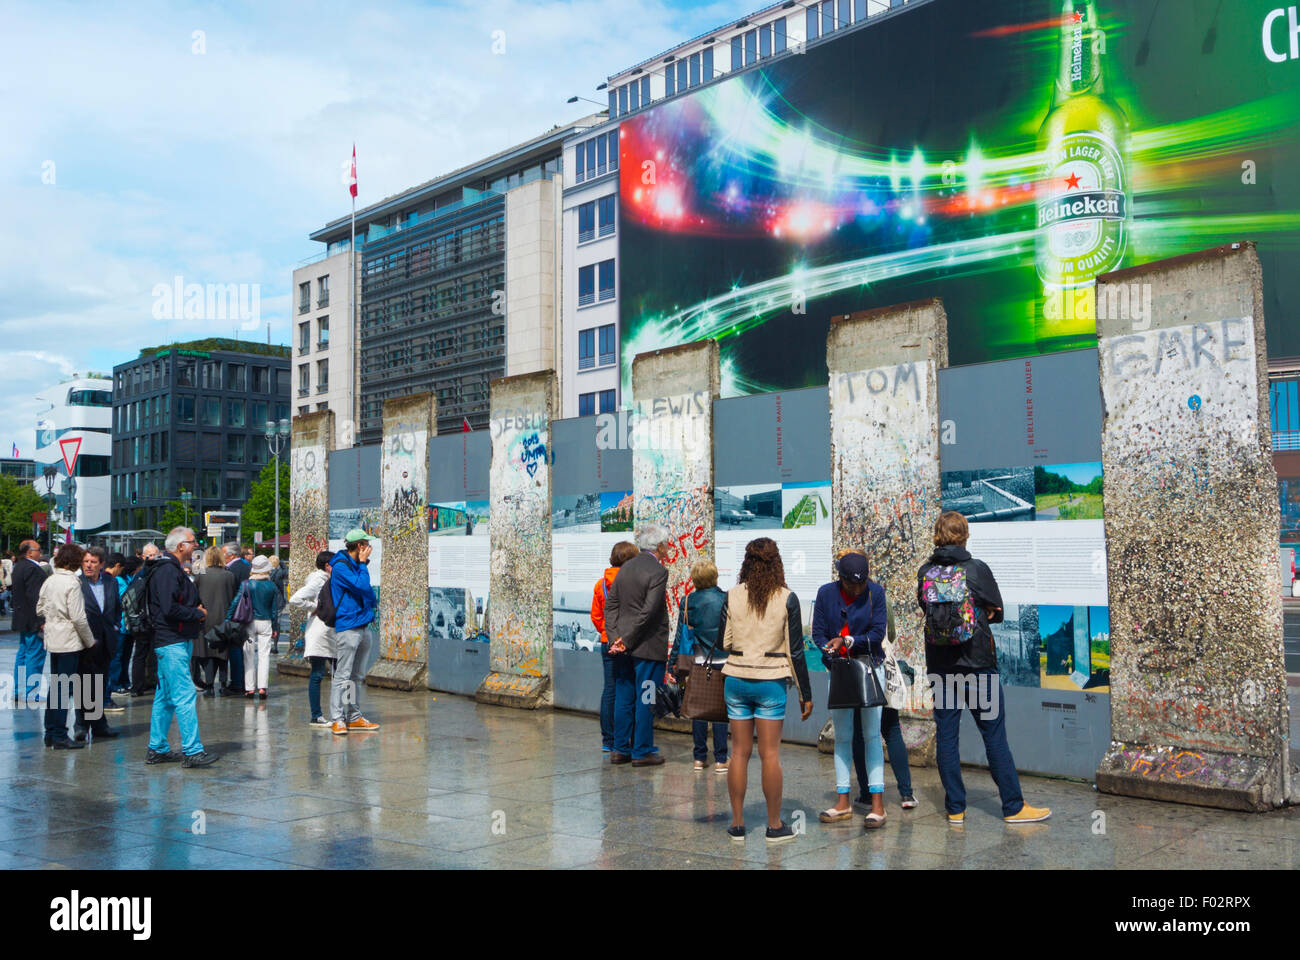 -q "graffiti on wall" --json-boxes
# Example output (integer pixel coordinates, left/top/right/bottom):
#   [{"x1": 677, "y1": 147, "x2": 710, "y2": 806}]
[
  {"x1": 488, "y1": 400, "x2": 551, "y2": 678},
  {"x1": 288, "y1": 421, "x2": 329, "y2": 655},
  {"x1": 378, "y1": 407, "x2": 429, "y2": 664},
  {"x1": 830, "y1": 360, "x2": 940, "y2": 673},
  {"x1": 1100, "y1": 317, "x2": 1284, "y2": 757}
]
